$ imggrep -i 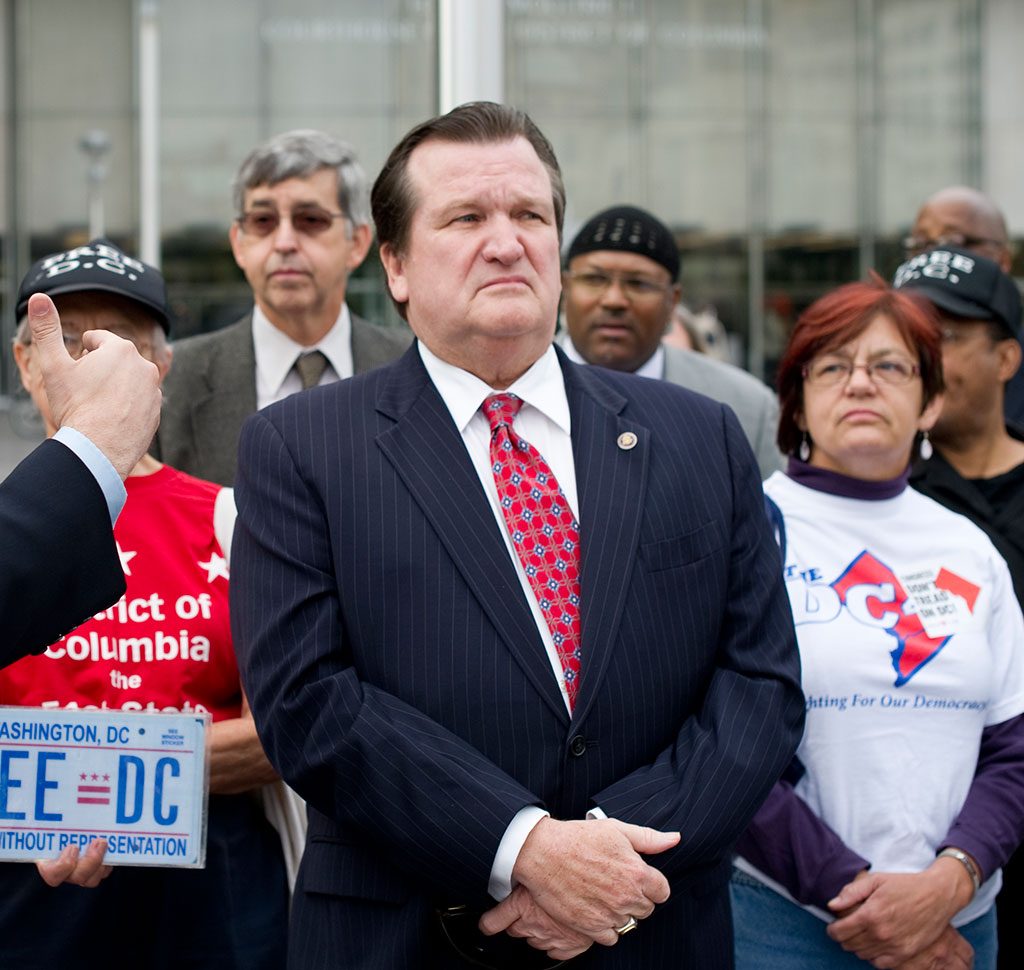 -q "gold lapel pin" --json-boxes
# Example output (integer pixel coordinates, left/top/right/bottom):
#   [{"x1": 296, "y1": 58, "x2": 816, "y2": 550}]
[{"x1": 617, "y1": 431, "x2": 638, "y2": 451}]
